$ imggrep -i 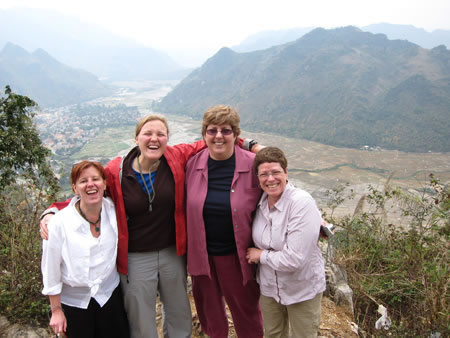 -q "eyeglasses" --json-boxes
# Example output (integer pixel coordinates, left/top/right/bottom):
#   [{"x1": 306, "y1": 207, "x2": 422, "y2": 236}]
[
  {"x1": 257, "y1": 170, "x2": 284, "y2": 179},
  {"x1": 206, "y1": 128, "x2": 233, "y2": 136}
]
